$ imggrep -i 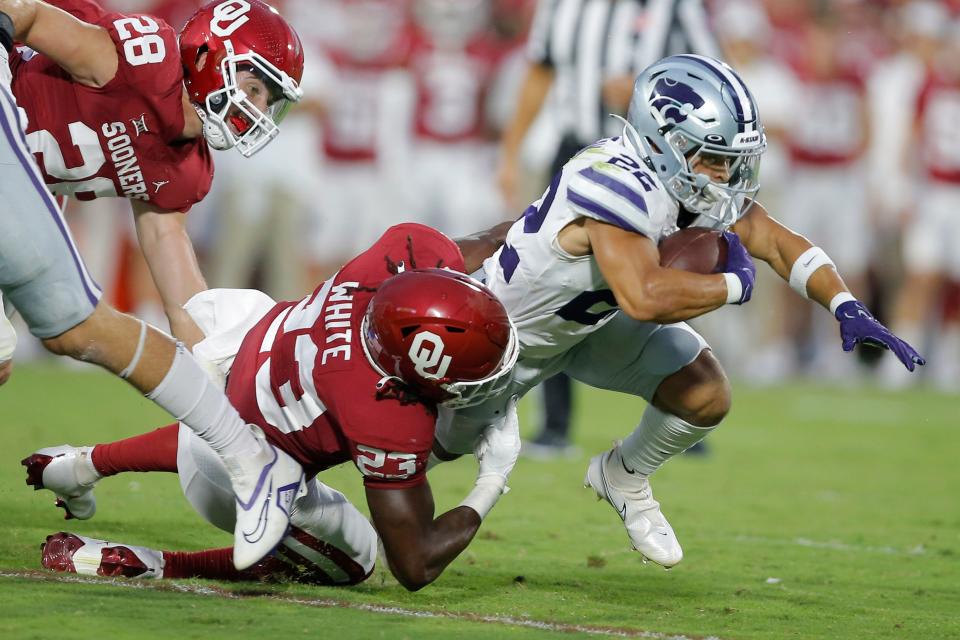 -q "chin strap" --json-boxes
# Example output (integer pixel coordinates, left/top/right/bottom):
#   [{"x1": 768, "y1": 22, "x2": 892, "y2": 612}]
[{"x1": 192, "y1": 103, "x2": 234, "y2": 151}]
